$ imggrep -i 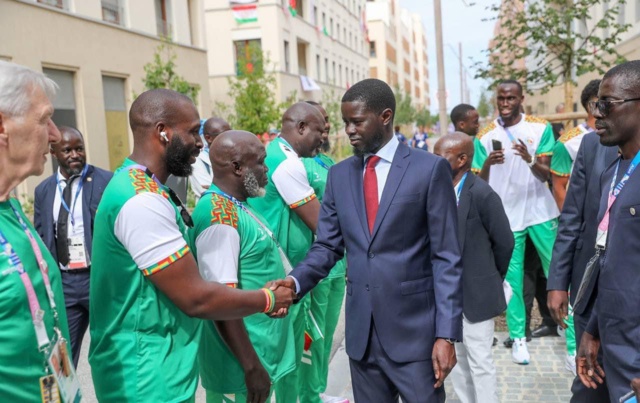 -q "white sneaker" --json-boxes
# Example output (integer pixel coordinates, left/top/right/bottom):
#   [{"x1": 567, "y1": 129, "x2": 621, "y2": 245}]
[
  {"x1": 511, "y1": 337, "x2": 530, "y2": 365},
  {"x1": 565, "y1": 353, "x2": 577, "y2": 376},
  {"x1": 319, "y1": 393, "x2": 350, "y2": 403},
  {"x1": 558, "y1": 325, "x2": 566, "y2": 340}
]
